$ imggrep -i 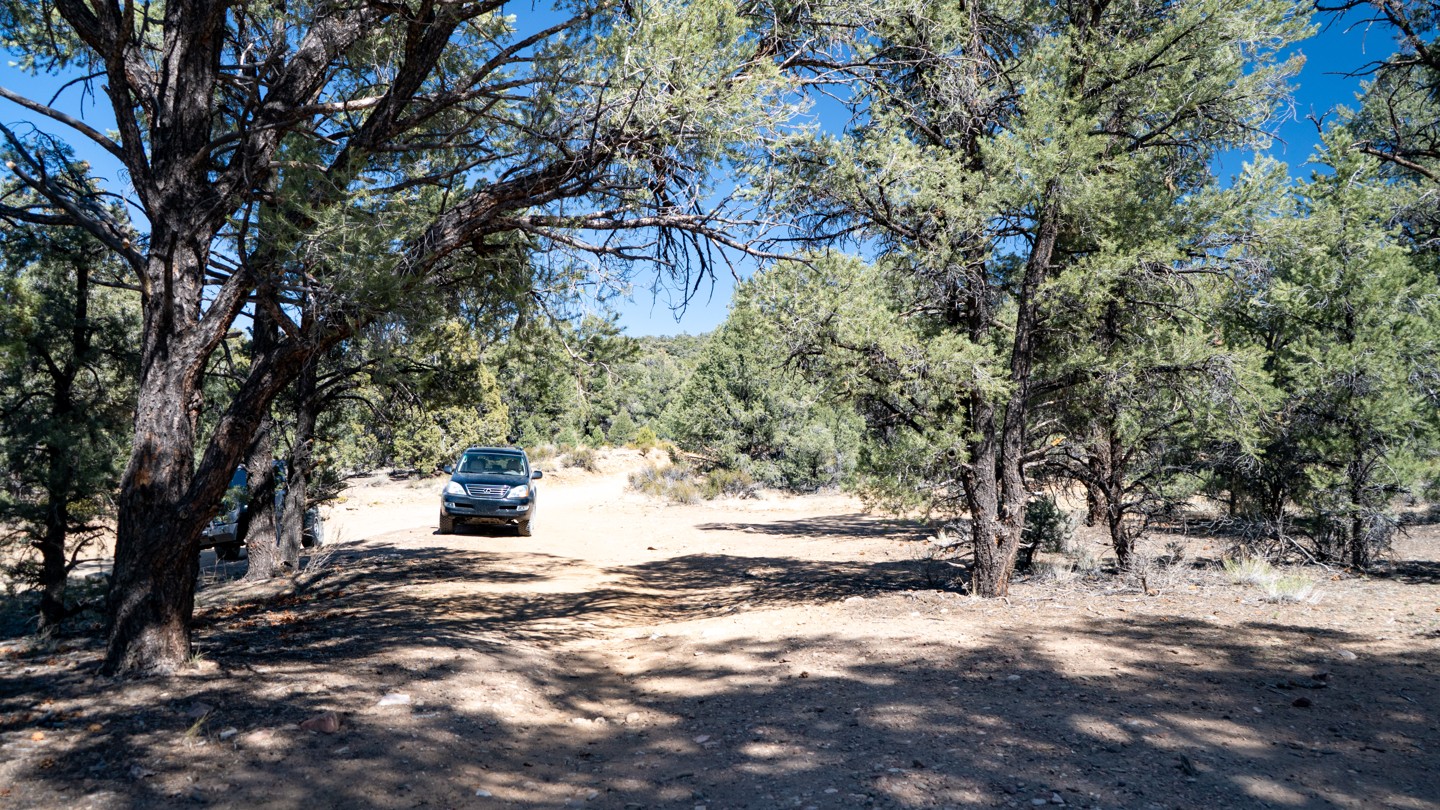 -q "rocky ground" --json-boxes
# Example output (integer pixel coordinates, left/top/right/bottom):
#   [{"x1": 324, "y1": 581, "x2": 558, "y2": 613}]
[{"x1": 1, "y1": 449, "x2": 1438, "y2": 809}]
